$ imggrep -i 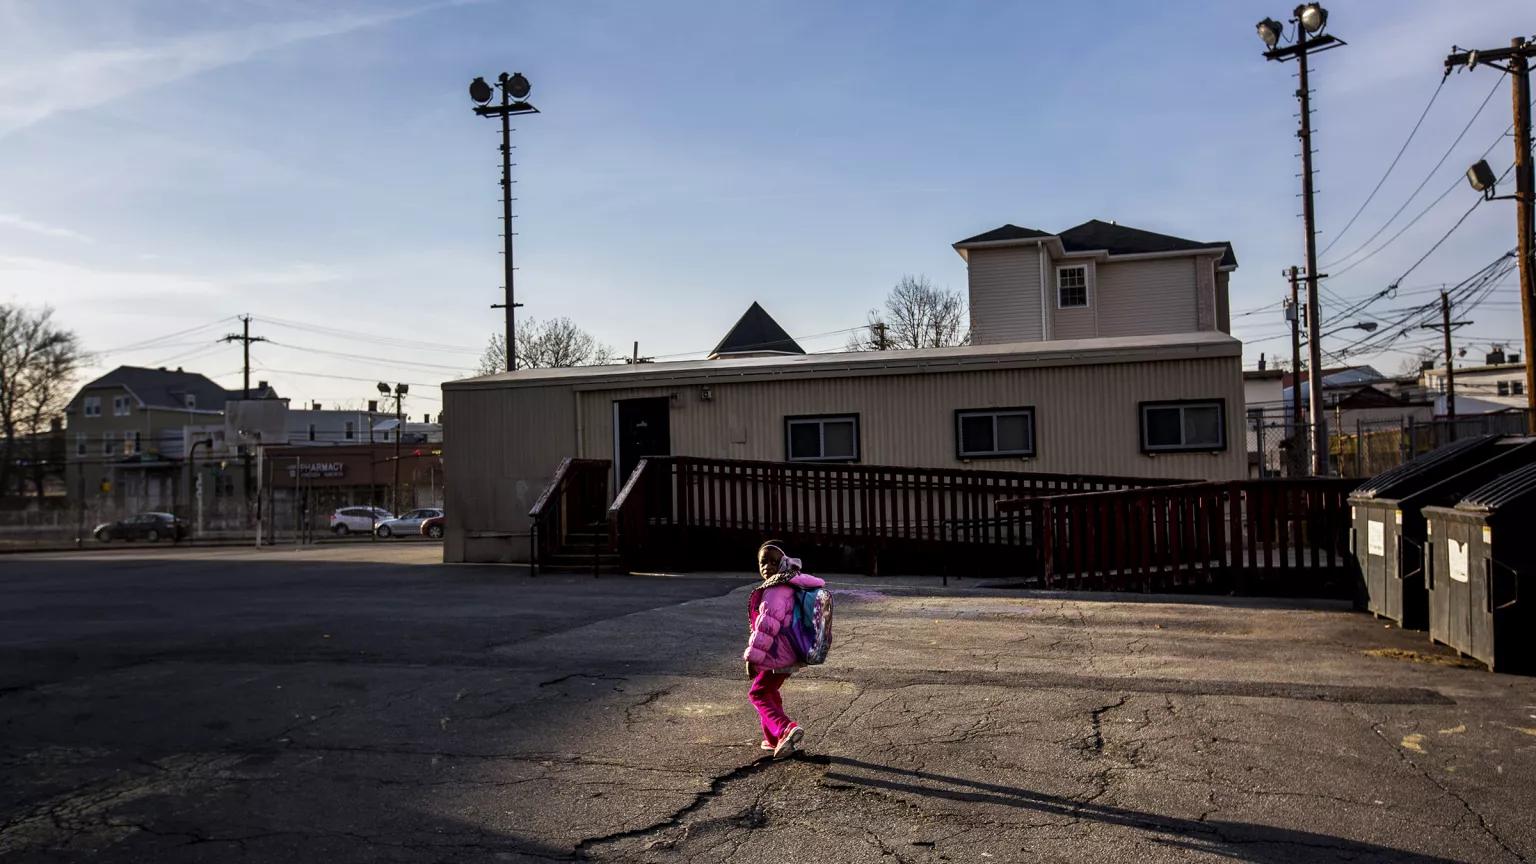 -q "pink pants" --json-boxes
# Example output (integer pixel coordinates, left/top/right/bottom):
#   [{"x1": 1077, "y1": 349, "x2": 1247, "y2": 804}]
[{"x1": 748, "y1": 670, "x2": 793, "y2": 743}]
